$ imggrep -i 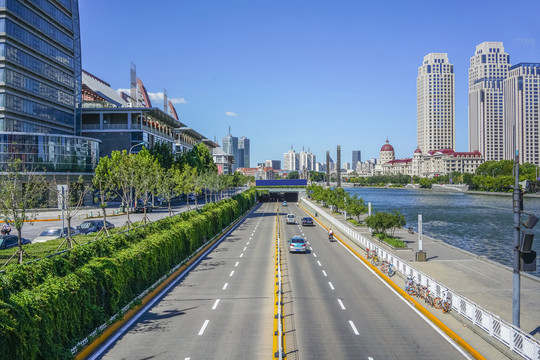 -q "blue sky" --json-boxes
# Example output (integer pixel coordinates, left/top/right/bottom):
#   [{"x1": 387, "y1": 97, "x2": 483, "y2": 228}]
[{"x1": 79, "y1": 0, "x2": 540, "y2": 166}]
